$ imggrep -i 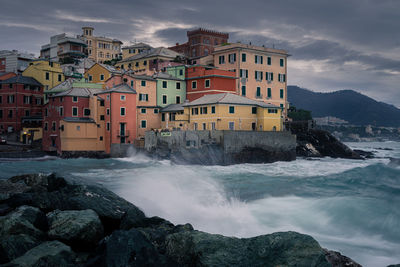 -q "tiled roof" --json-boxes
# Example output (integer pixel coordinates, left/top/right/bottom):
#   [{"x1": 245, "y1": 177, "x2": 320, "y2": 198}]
[
  {"x1": 182, "y1": 93, "x2": 280, "y2": 108},
  {"x1": 0, "y1": 75, "x2": 42, "y2": 86},
  {"x1": 123, "y1": 42, "x2": 152, "y2": 50},
  {"x1": 99, "y1": 63, "x2": 121, "y2": 74},
  {"x1": 96, "y1": 83, "x2": 136, "y2": 94},
  {"x1": 128, "y1": 74, "x2": 156, "y2": 81},
  {"x1": 160, "y1": 104, "x2": 184, "y2": 112},
  {"x1": 120, "y1": 47, "x2": 183, "y2": 63},
  {"x1": 51, "y1": 87, "x2": 103, "y2": 98}
]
